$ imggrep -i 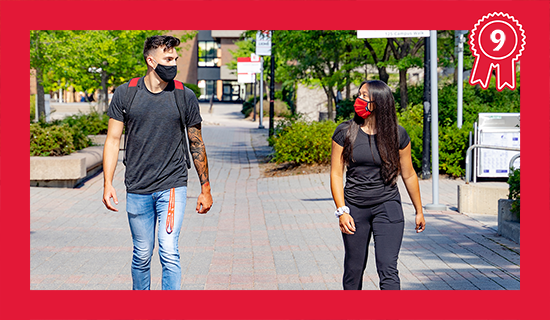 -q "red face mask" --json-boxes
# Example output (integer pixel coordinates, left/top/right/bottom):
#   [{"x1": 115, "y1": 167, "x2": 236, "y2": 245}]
[{"x1": 354, "y1": 97, "x2": 372, "y2": 119}]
